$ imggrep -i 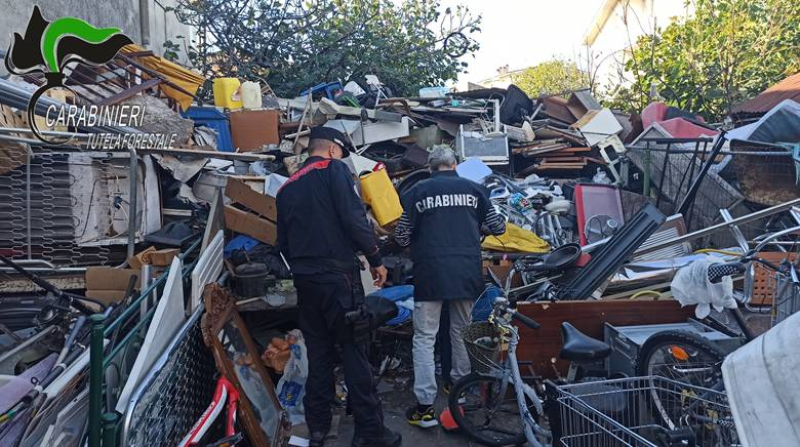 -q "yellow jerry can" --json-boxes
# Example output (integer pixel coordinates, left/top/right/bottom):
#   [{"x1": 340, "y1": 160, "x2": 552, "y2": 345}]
[{"x1": 359, "y1": 169, "x2": 403, "y2": 226}]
